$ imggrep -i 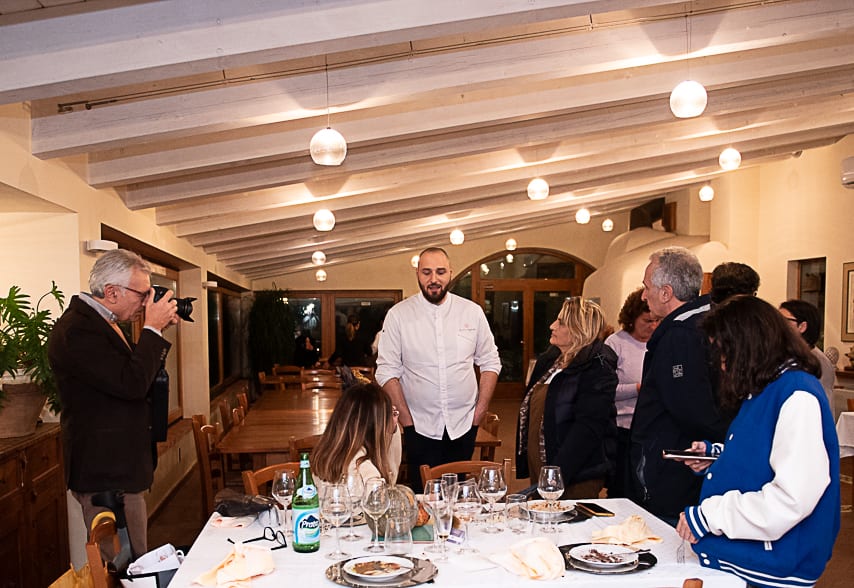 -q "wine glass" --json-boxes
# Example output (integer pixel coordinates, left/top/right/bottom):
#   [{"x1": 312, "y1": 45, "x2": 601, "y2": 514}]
[
  {"x1": 452, "y1": 479, "x2": 481, "y2": 553},
  {"x1": 422, "y1": 478, "x2": 446, "y2": 553},
  {"x1": 431, "y1": 496, "x2": 453, "y2": 561},
  {"x1": 321, "y1": 483, "x2": 351, "y2": 560},
  {"x1": 537, "y1": 465, "x2": 564, "y2": 534},
  {"x1": 341, "y1": 471, "x2": 364, "y2": 541},
  {"x1": 271, "y1": 470, "x2": 296, "y2": 536},
  {"x1": 362, "y1": 477, "x2": 390, "y2": 553},
  {"x1": 477, "y1": 465, "x2": 507, "y2": 533}
]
